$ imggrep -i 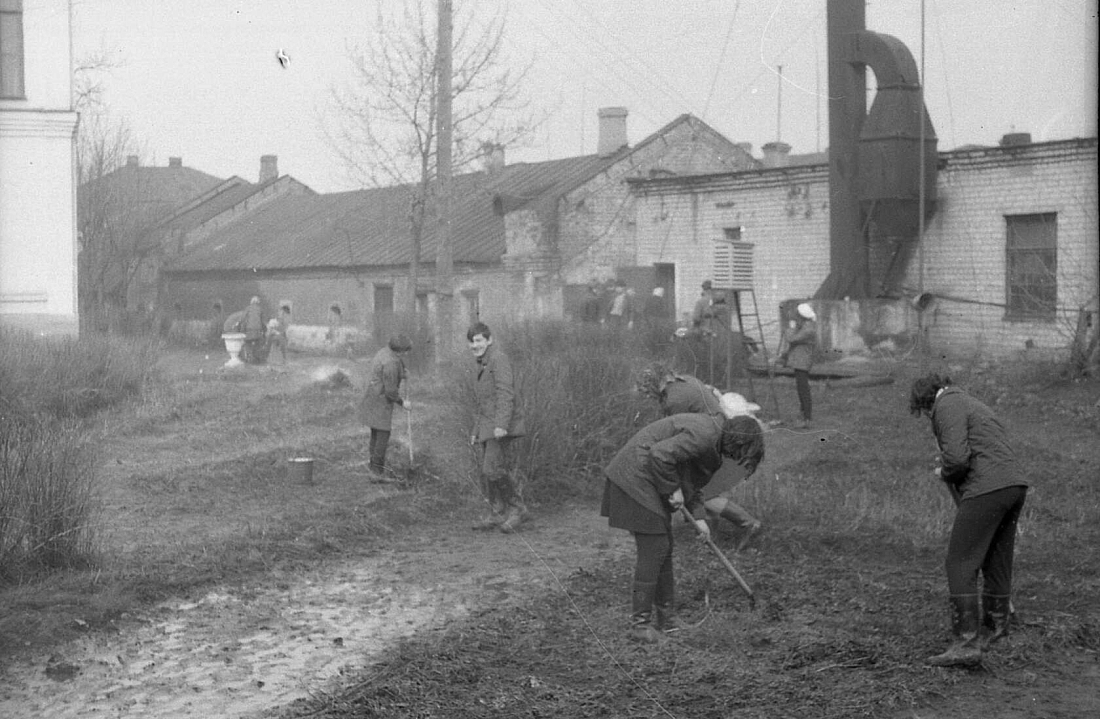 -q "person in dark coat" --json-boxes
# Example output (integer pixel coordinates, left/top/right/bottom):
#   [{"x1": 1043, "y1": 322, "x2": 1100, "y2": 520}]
[
  {"x1": 642, "y1": 287, "x2": 667, "y2": 328},
  {"x1": 635, "y1": 363, "x2": 764, "y2": 549},
  {"x1": 909, "y1": 373, "x2": 1029, "y2": 667},
  {"x1": 602, "y1": 413, "x2": 765, "y2": 643},
  {"x1": 780, "y1": 302, "x2": 818, "y2": 427},
  {"x1": 467, "y1": 322, "x2": 527, "y2": 534},
  {"x1": 581, "y1": 283, "x2": 603, "y2": 324},
  {"x1": 359, "y1": 335, "x2": 412, "y2": 477}
]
